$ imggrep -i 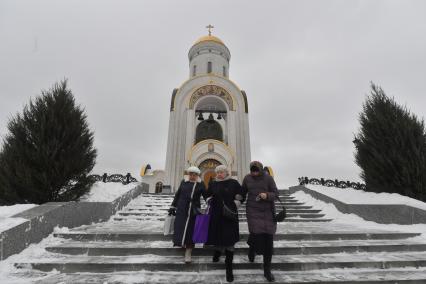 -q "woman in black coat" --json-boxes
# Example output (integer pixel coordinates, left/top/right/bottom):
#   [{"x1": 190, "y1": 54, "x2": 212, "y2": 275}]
[
  {"x1": 169, "y1": 166, "x2": 206, "y2": 263},
  {"x1": 205, "y1": 165, "x2": 243, "y2": 282}
]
